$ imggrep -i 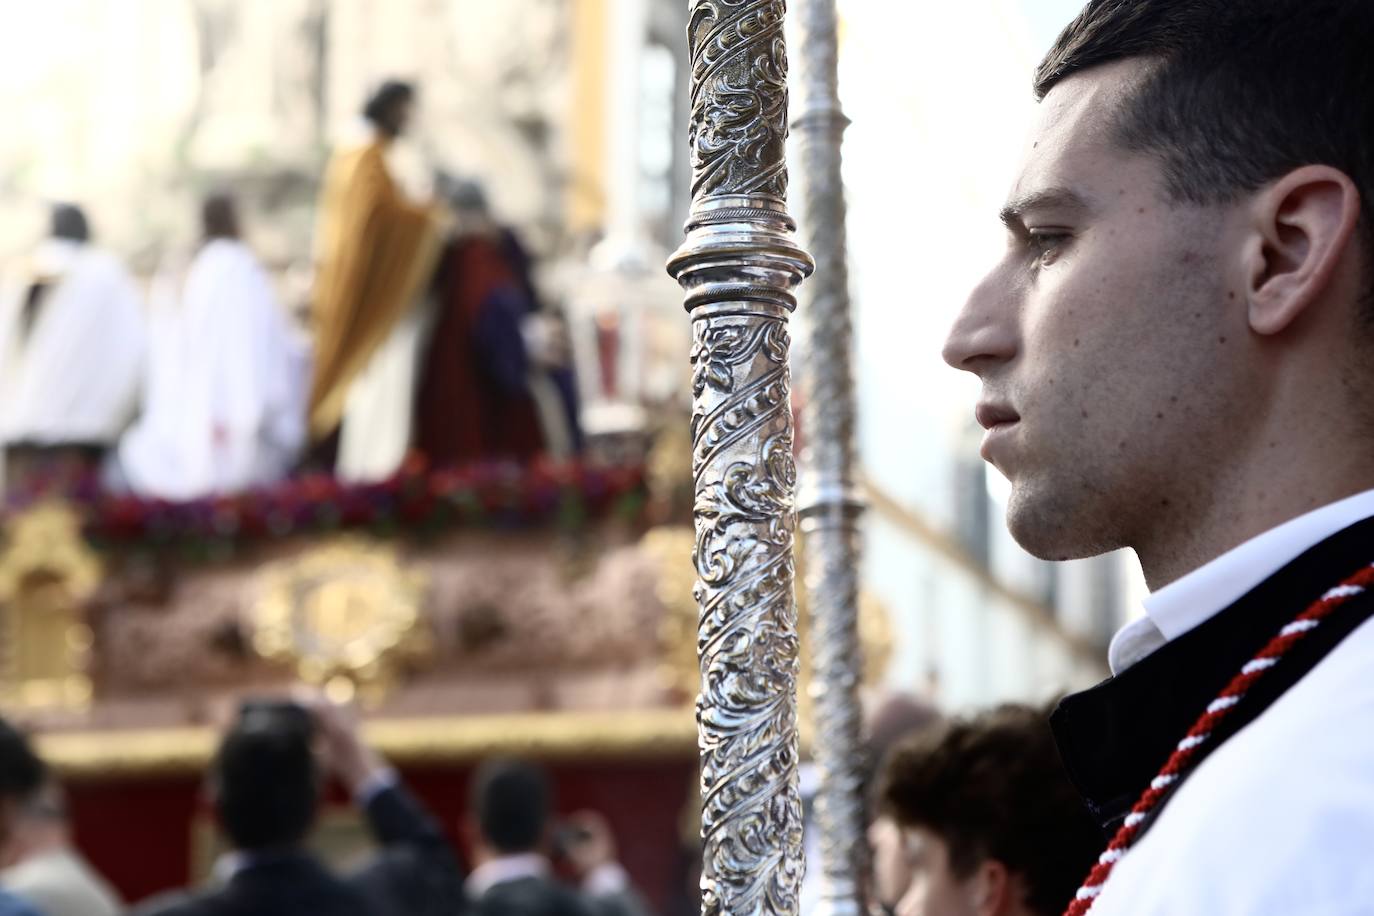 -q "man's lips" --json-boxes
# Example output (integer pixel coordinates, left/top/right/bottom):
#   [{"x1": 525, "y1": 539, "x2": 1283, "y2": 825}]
[
  {"x1": 975, "y1": 403, "x2": 1020, "y2": 431},
  {"x1": 977, "y1": 403, "x2": 1019, "y2": 464}
]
